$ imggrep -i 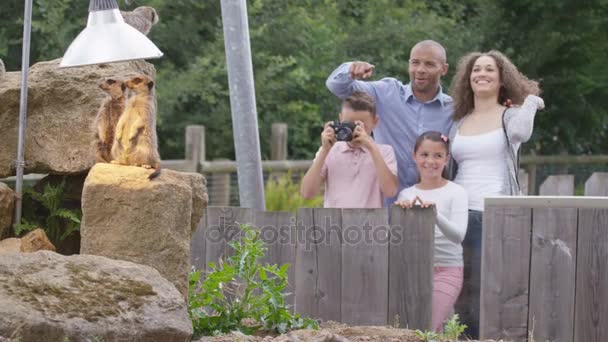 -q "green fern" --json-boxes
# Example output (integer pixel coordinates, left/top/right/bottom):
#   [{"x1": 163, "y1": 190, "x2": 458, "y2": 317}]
[{"x1": 18, "y1": 177, "x2": 81, "y2": 245}]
